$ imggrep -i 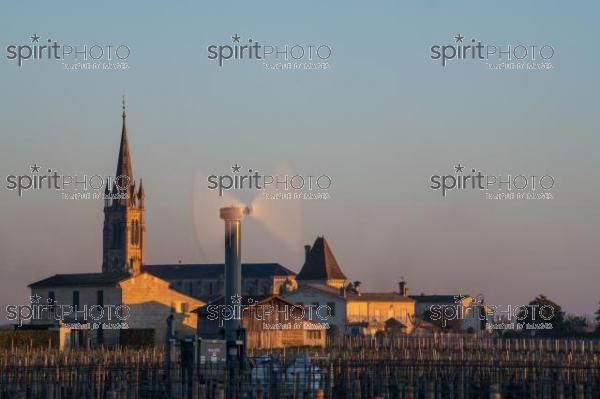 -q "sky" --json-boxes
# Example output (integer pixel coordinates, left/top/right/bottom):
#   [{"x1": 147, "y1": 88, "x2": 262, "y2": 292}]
[{"x1": 1, "y1": 1, "x2": 599, "y2": 318}]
